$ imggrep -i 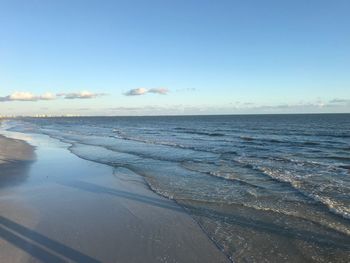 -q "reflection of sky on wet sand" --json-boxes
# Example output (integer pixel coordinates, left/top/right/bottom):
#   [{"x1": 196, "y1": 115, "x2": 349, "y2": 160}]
[
  {"x1": 0, "y1": 121, "x2": 61, "y2": 149},
  {"x1": 0, "y1": 120, "x2": 34, "y2": 143},
  {"x1": 0, "y1": 130, "x2": 34, "y2": 143}
]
